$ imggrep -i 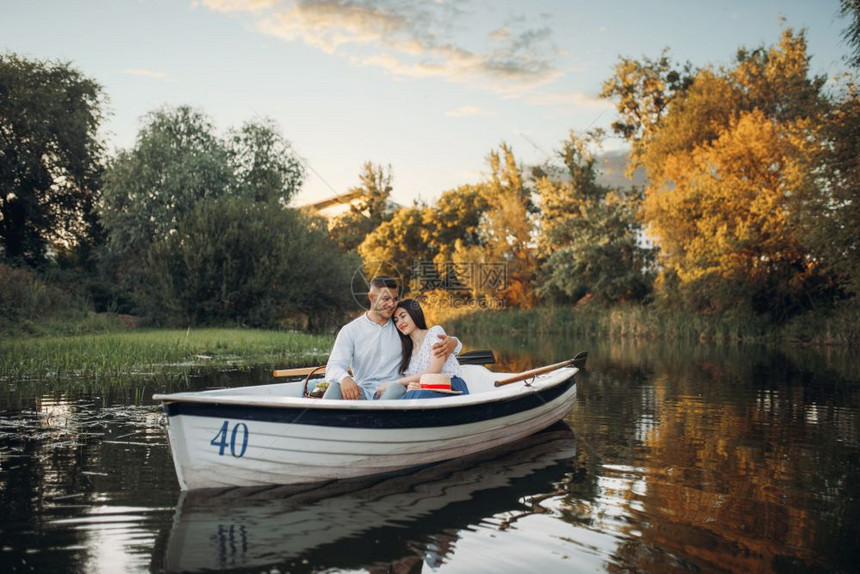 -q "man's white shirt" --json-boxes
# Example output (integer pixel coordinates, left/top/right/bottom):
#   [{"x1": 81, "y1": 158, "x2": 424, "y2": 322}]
[{"x1": 325, "y1": 313, "x2": 461, "y2": 400}]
